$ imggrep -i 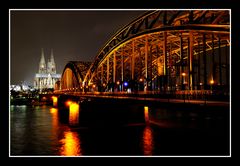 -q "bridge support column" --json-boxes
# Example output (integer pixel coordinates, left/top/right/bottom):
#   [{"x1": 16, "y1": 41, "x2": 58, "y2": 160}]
[
  {"x1": 203, "y1": 33, "x2": 207, "y2": 90},
  {"x1": 101, "y1": 65, "x2": 104, "y2": 85},
  {"x1": 131, "y1": 40, "x2": 135, "y2": 80},
  {"x1": 107, "y1": 57, "x2": 109, "y2": 84},
  {"x1": 180, "y1": 33, "x2": 185, "y2": 90},
  {"x1": 145, "y1": 35, "x2": 148, "y2": 92},
  {"x1": 188, "y1": 31, "x2": 193, "y2": 91},
  {"x1": 163, "y1": 32, "x2": 168, "y2": 92},
  {"x1": 113, "y1": 51, "x2": 116, "y2": 84},
  {"x1": 218, "y1": 36, "x2": 222, "y2": 86},
  {"x1": 212, "y1": 34, "x2": 215, "y2": 85},
  {"x1": 121, "y1": 47, "x2": 124, "y2": 91},
  {"x1": 197, "y1": 40, "x2": 201, "y2": 90}
]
